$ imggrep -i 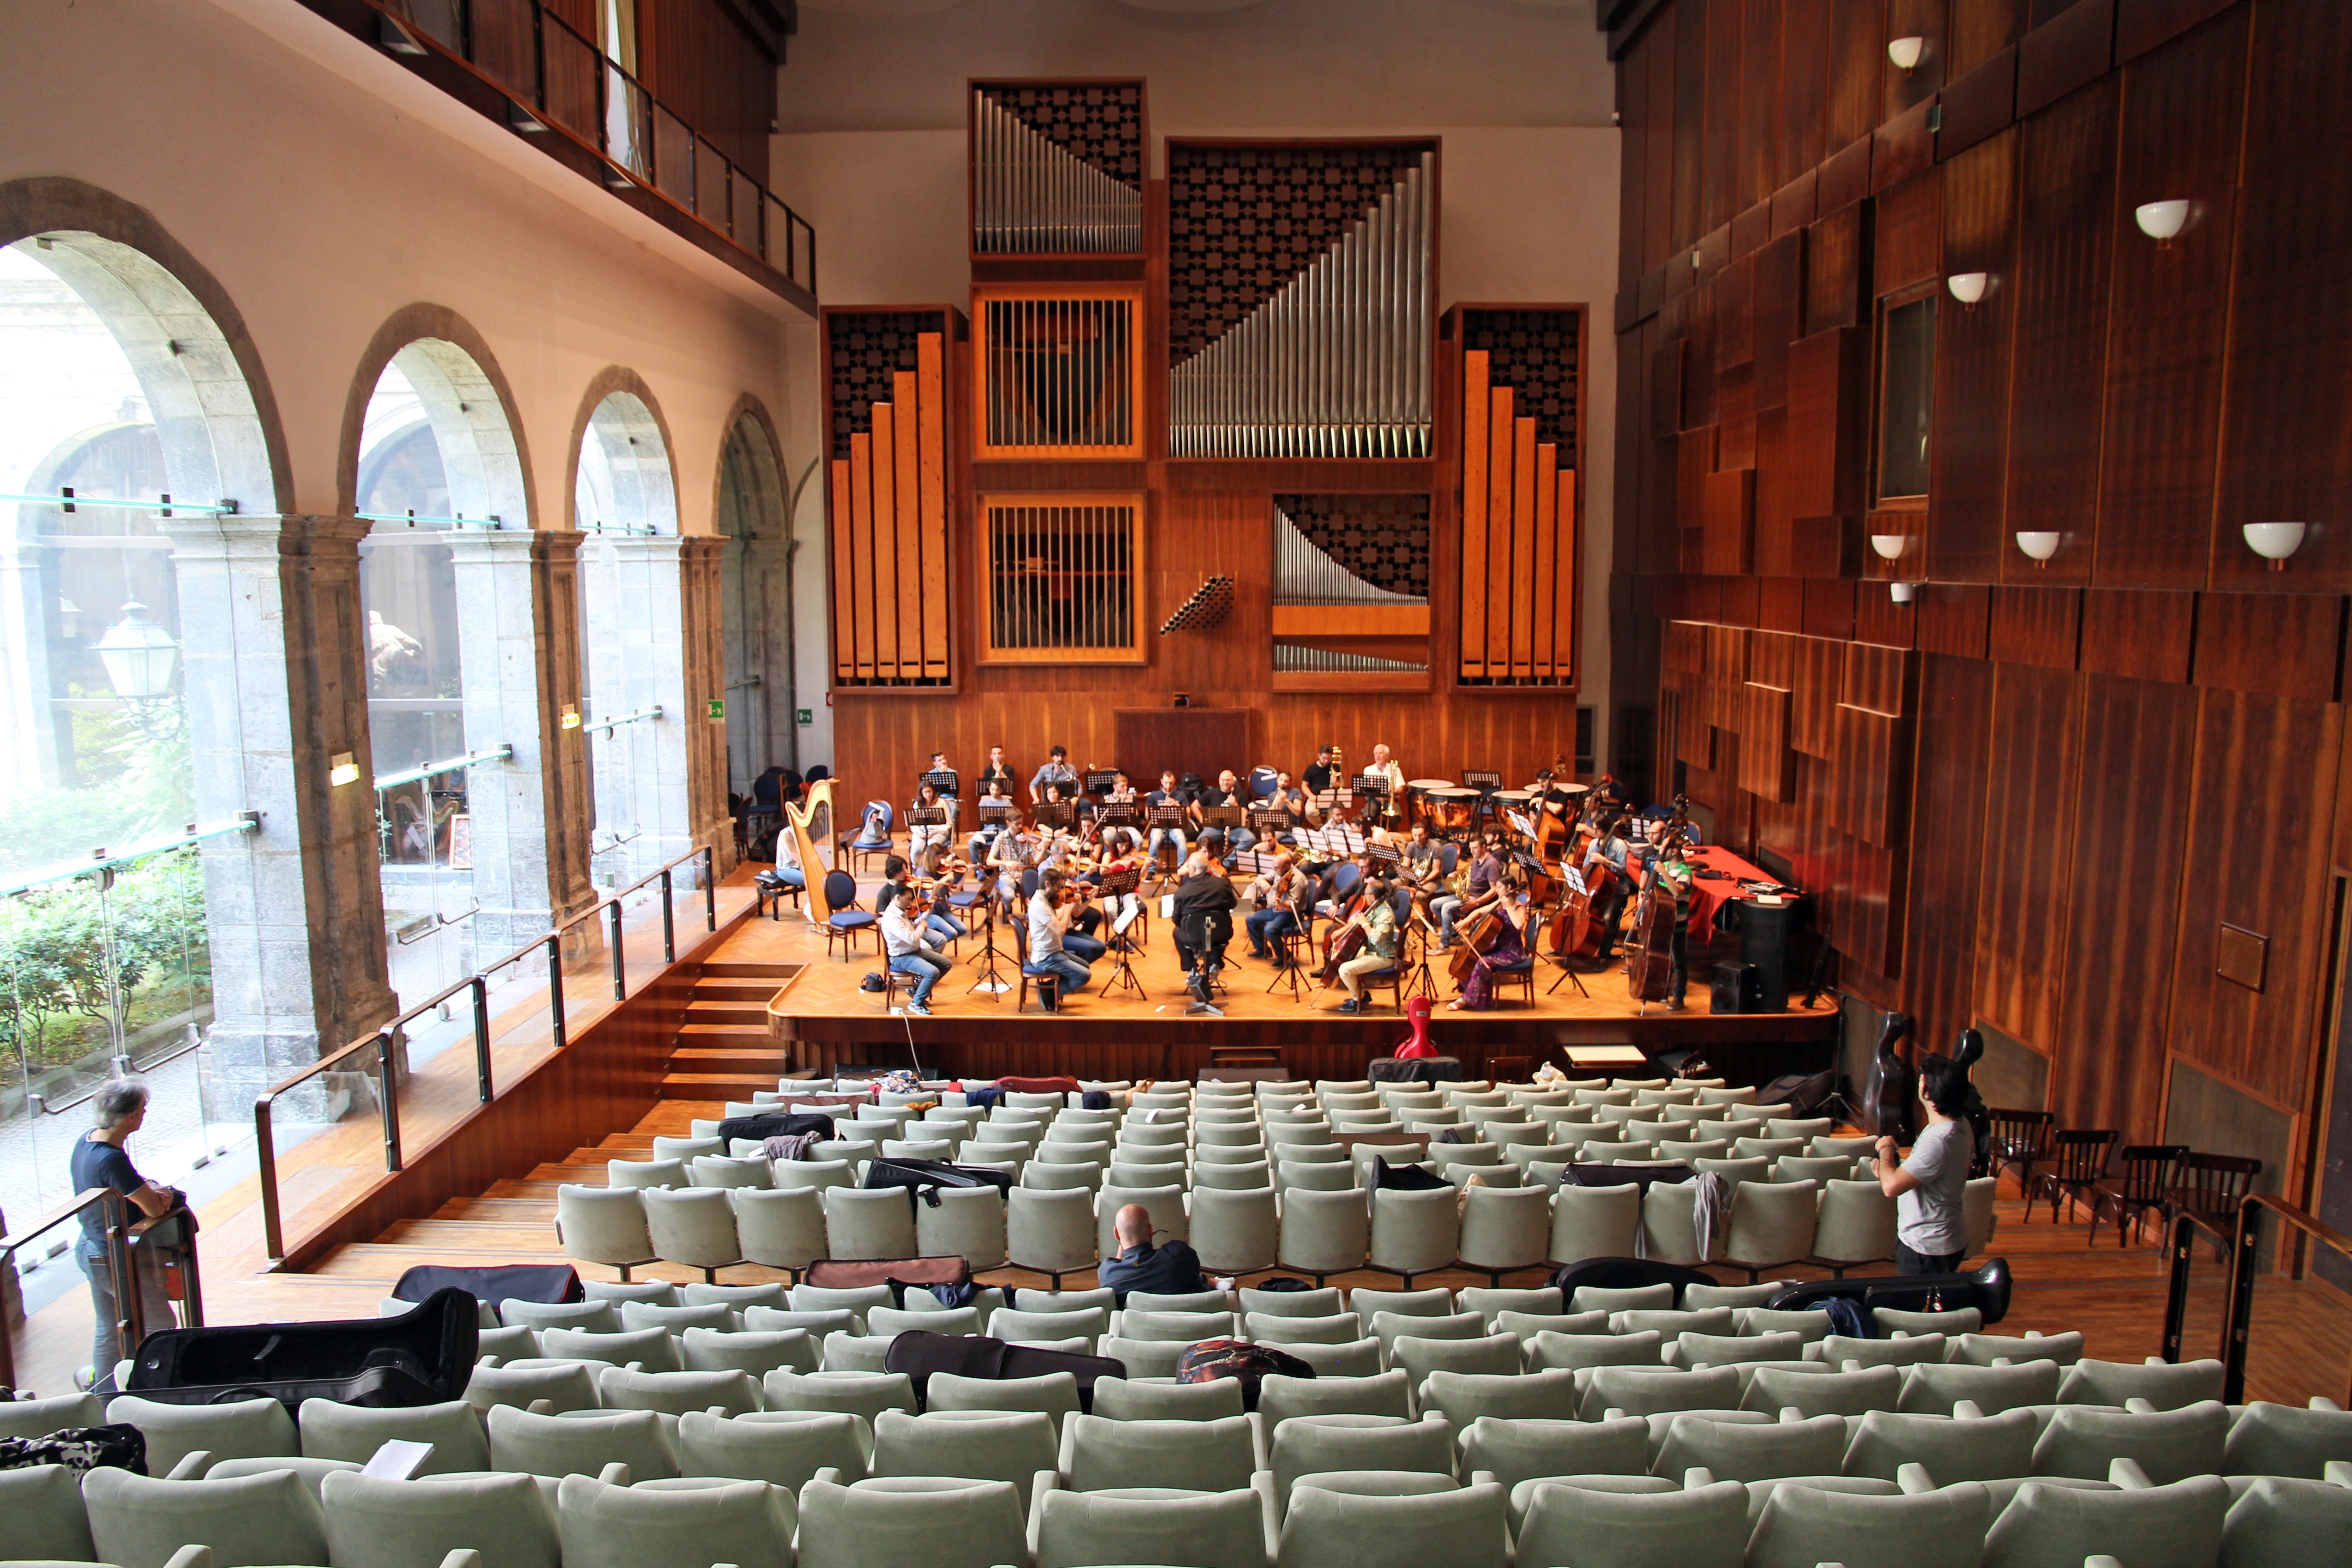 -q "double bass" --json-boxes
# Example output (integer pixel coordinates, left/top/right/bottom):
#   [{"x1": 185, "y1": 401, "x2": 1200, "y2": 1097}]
[
  {"x1": 1547, "y1": 854, "x2": 1619, "y2": 966},
  {"x1": 1318, "y1": 868, "x2": 1373, "y2": 985},
  {"x1": 1623, "y1": 797, "x2": 1695, "y2": 1007}
]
